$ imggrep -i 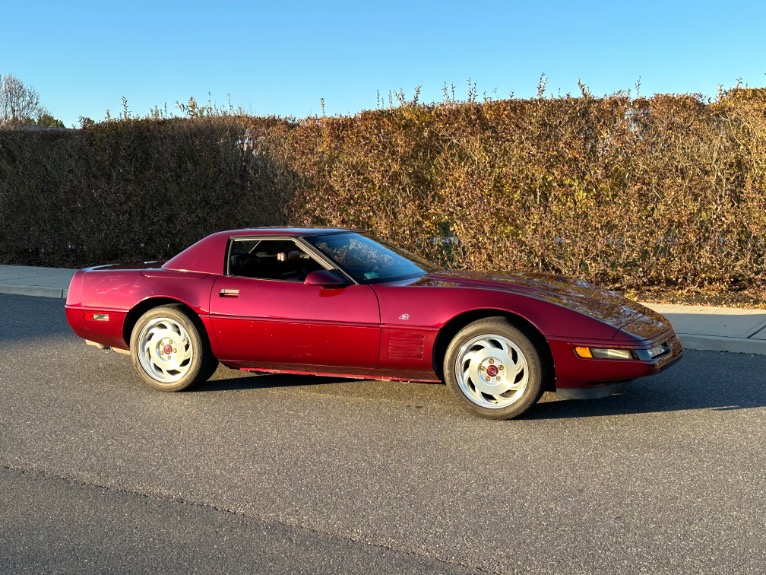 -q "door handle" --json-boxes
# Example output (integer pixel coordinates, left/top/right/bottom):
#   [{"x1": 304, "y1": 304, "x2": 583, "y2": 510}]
[{"x1": 219, "y1": 289, "x2": 240, "y2": 297}]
